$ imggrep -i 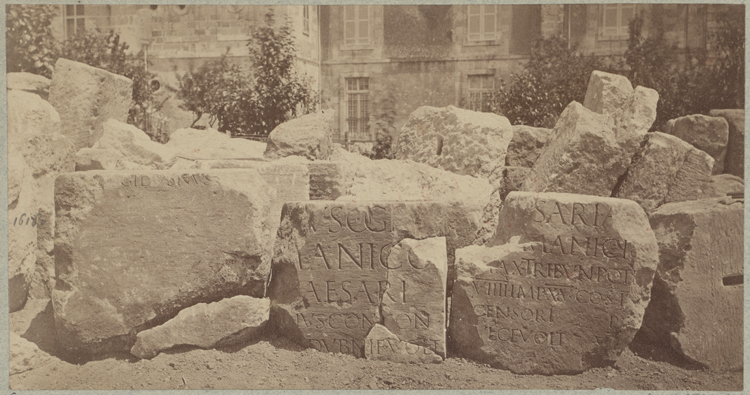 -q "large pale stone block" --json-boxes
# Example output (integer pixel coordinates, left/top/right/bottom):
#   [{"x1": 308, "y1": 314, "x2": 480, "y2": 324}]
[
  {"x1": 506, "y1": 125, "x2": 552, "y2": 168},
  {"x1": 583, "y1": 71, "x2": 633, "y2": 116},
  {"x1": 667, "y1": 114, "x2": 729, "y2": 174},
  {"x1": 449, "y1": 192, "x2": 659, "y2": 374},
  {"x1": 264, "y1": 111, "x2": 334, "y2": 160},
  {"x1": 709, "y1": 109, "x2": 744, "y2": 178},
  {"x1": 53, "y1": 169, "x2": 274, "y2": 356}
]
